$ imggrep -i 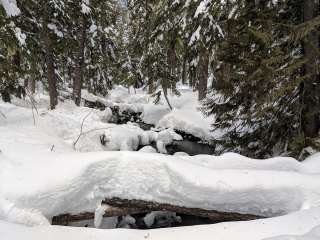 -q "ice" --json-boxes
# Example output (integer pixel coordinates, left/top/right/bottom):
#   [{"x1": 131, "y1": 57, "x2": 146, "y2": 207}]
[{"x1": 94, "y1": 204, "x2": 109, "y2": 228}]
